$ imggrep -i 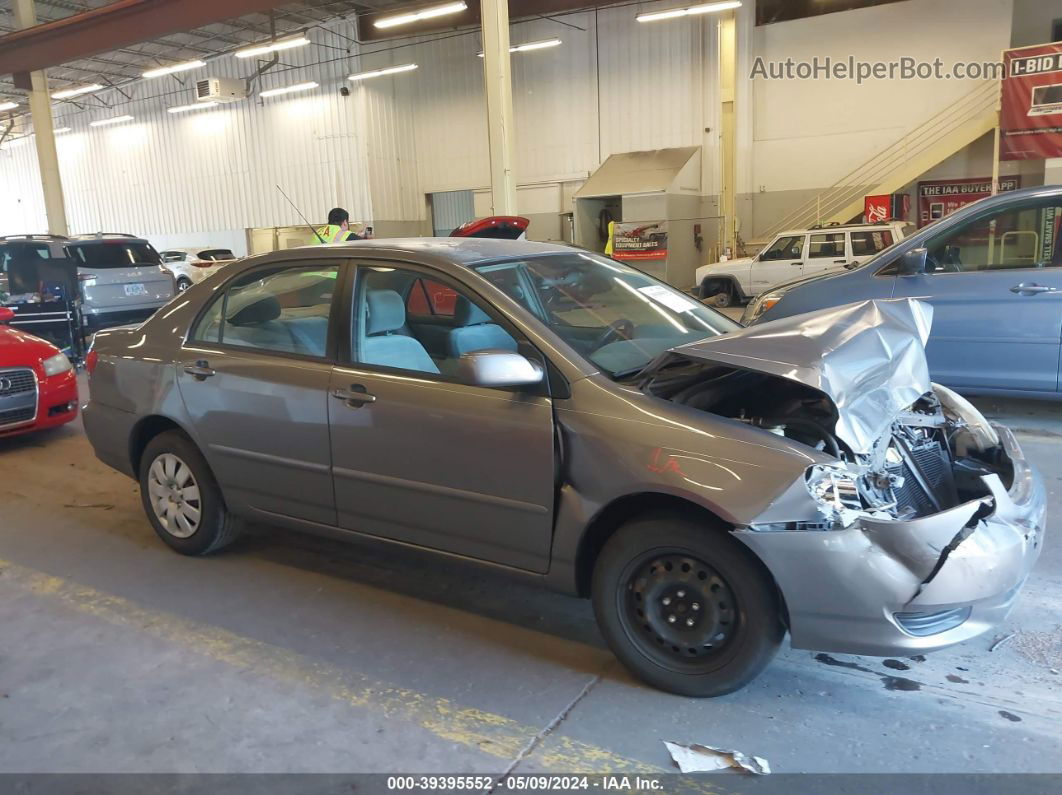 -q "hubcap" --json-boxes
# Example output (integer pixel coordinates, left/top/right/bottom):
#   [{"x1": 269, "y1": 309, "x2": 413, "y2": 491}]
[
  {"x1": 147, "y1": 453, "x2": 201, "y2": 538},
  {"x1": 624, "y1": 553, "x2": 737, "y2": 665}
]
